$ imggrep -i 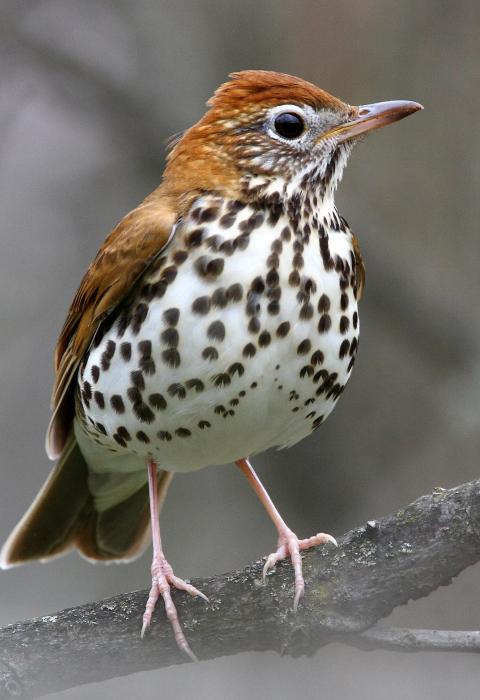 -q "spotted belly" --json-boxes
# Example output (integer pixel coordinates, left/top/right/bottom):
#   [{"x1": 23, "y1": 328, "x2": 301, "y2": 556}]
[{"x1": 76, "y1": 197, "x2": 359, "y2": 472}]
